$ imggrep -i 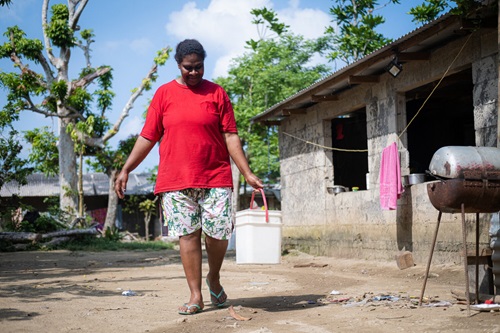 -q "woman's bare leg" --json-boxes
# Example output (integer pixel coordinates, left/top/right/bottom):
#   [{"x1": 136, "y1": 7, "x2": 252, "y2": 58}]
[
  {"x1": 205, "y1": 234, "x2": 228, "y2": 305},
  {"x1": 178, "y1": 229, "x2": 204, "y2": 313}
]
